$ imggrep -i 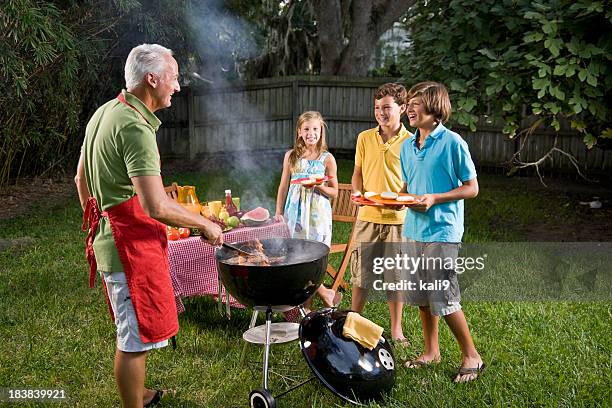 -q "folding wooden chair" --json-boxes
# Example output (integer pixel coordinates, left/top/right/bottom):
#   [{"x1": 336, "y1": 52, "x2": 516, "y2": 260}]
[
  {"x1": 327, "y1": 183, "x2": 358, "y2": 292},
  {"x1": 164, "y1": 182, "x2": 179, "y2": 201}
]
